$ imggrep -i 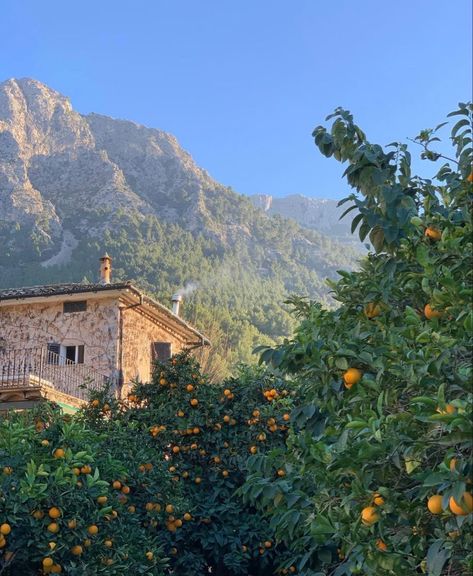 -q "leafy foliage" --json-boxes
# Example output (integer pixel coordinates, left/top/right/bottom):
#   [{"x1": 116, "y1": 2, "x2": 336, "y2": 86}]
[{"x1": 245, "y1": 104, "x2": 473, "y2": 575}]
